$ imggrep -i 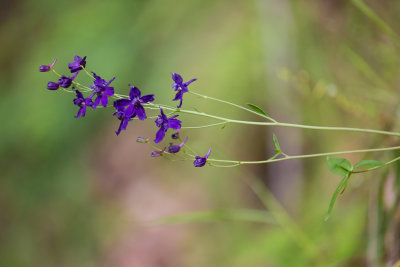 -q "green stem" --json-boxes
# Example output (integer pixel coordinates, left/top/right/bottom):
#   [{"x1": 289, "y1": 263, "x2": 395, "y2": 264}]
[
  {"x1": 81, "y1": 65, "x2": 94, "y2": 79},
  {"x1": 207, "y1": 146, "x2": 400, "y2": 165},
  {"x1": 181, "y1": 121, "x2": 228, "y2": 129},
  {"x1": 146, "y1": 103, "x2": 400, "y2": 137},
  {"x1": 189, "y1": 90, "x2": 277, "y2": 122}
]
